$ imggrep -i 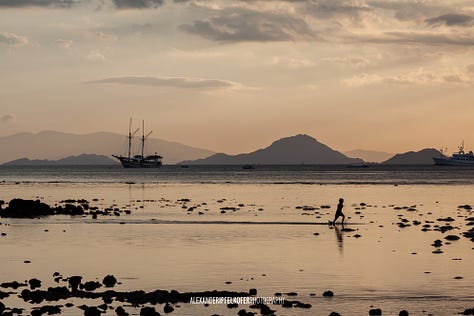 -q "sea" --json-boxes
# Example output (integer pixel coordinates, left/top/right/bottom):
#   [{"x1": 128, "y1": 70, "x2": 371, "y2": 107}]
[{"x1": 1, "y1": 165, "x2": 474, "y2": 315}]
